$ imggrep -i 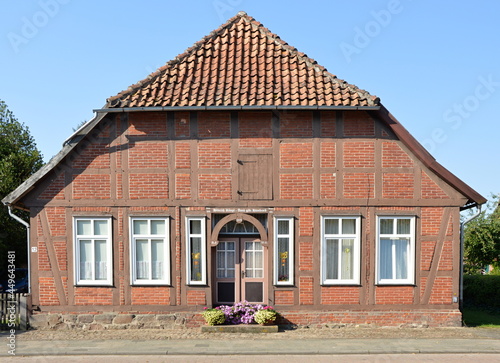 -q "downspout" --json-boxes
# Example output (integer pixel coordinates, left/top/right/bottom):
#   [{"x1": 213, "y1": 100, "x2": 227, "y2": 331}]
[
  {"x1": 459, "y1": 205, "x2": 482, "y2": 308},
  {"x1": 7, "y1": 205, "x2": 31, "y2": 294}
]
